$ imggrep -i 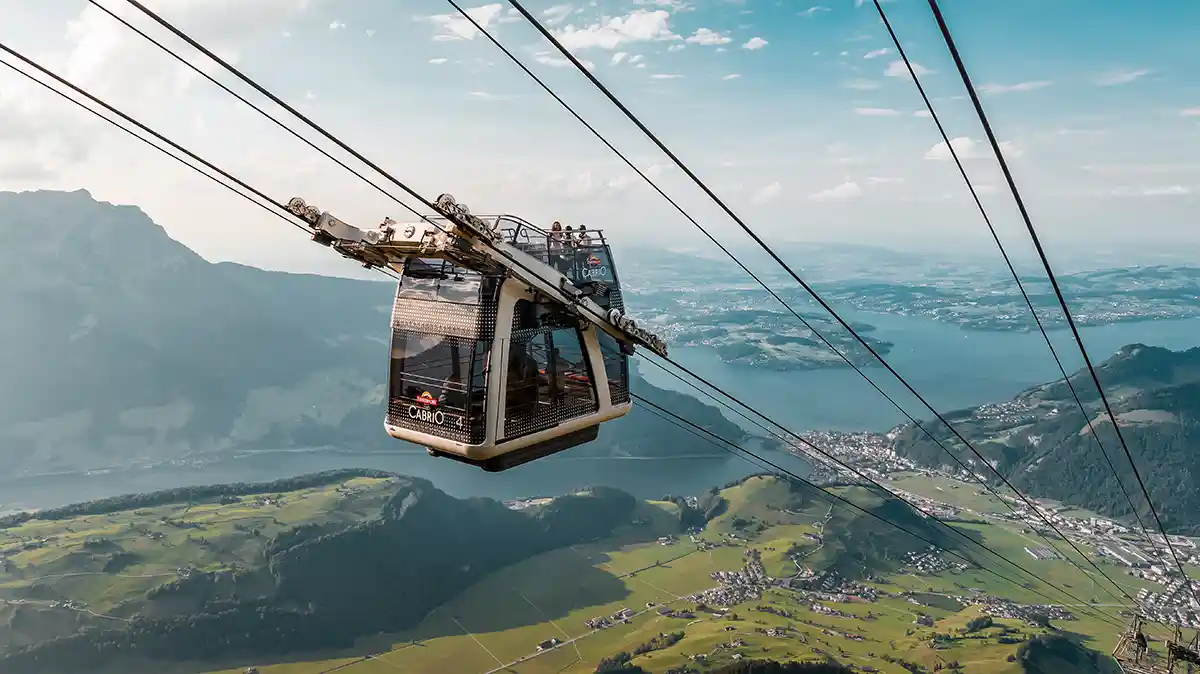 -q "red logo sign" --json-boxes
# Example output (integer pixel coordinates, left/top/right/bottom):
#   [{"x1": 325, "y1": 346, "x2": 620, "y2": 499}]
[{"x1": 416, "y1": 391, "x2": 438, "y2": 406}]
